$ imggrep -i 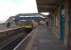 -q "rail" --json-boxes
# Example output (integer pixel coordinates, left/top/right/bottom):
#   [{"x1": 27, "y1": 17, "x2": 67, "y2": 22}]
[
  {"x1": 0, "y1": 27, "x2": 32, "y2": 50},
  {"x1": 13, "y1": 33, "x2": 32, "y2": 50},
  {"x1": 13, "y1": 24, "x2": 40, "y2": 50}
]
